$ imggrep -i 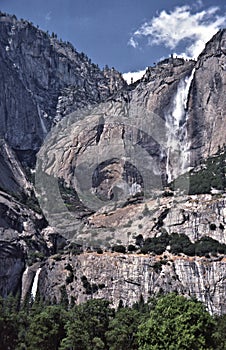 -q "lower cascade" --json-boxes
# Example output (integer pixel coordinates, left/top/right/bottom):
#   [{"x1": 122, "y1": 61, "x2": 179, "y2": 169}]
[{"x1": 31, "y1": 268, "x2": 42, "y2": 300}]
